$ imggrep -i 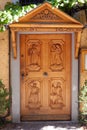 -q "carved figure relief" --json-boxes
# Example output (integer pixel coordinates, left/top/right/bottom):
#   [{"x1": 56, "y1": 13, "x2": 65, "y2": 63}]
[
  {"x1": 49, "y1": 40, "x2": 64, "y2": 71},
  {"x1": 50, "y1": 79, "x2": 65, "y2": 109},
  {"x1": 29, "y1": 44, "x2": 39, "y2": 65},
  {"x1": 26, "y1": 80, "x2": 41, "y2": 109},
  {"x1": 30, "y1": 9, "x2": 62, "y2": 21},
  {"x1": 26, "y1": 40, "x2": 41, "y2": 71}
]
